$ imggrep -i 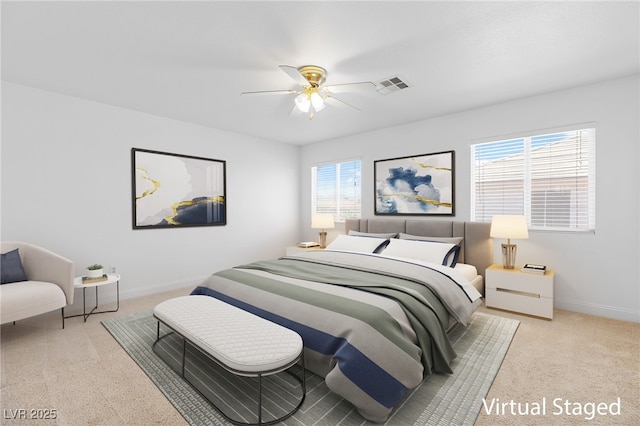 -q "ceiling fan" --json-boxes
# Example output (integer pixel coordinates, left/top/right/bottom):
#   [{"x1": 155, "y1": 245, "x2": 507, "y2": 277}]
[{"x1": 241, "y1": 65, "x2": 376, "y2": 119}]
